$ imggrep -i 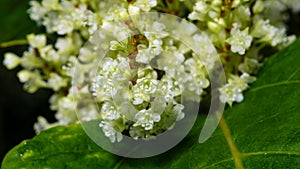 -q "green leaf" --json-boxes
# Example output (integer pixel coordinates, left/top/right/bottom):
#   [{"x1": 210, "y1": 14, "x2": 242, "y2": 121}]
[{"x1": 2, "y1": 39, "x2": 300, "y2": 169}]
